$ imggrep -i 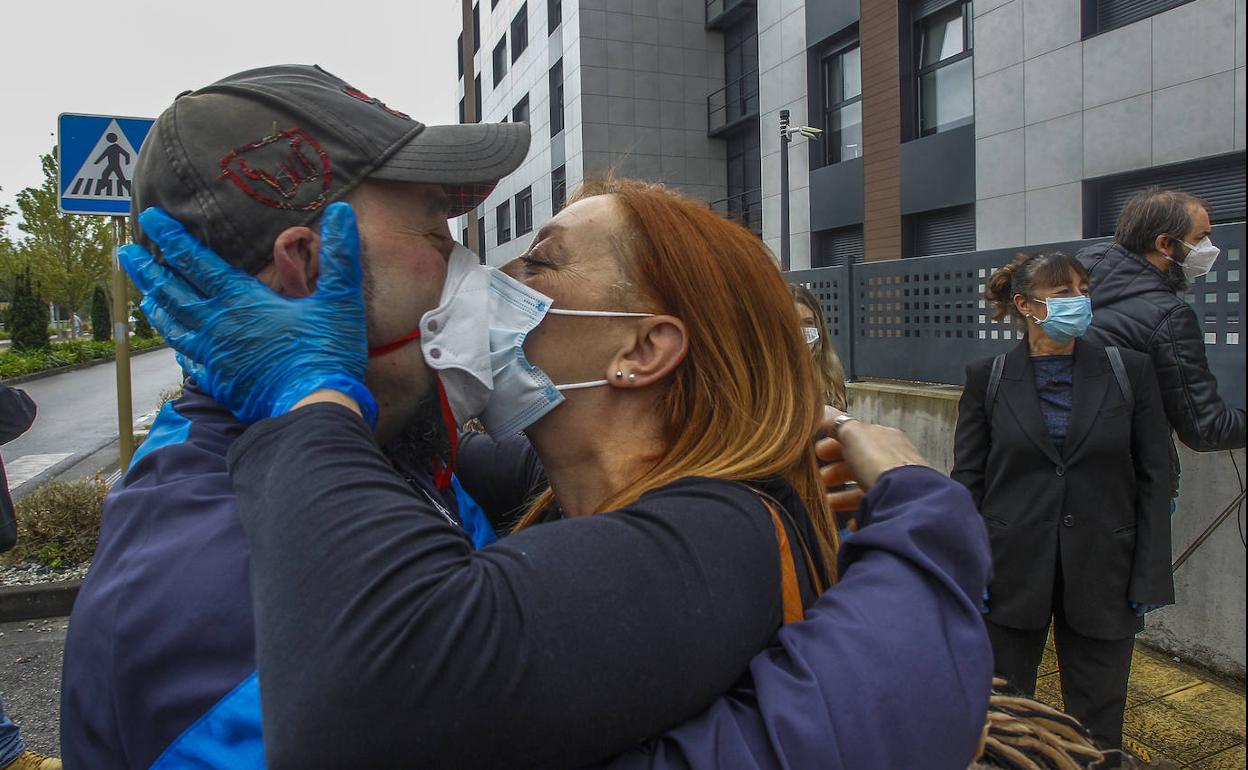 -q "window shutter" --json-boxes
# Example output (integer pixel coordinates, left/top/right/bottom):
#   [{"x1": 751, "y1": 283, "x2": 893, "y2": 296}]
[
  {"x1": 1097, "y1": 0, "x2": 1191, "y2": 33},
  {"x1": 1094, "y1": 156, "x2": 1247, "y2": 236},
  {"x1": 912, "y1": 205, "x2": 976, "y2": 256},
  {"x1": 816, "y1": 226, "x2": 865, "y2": 267}
]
